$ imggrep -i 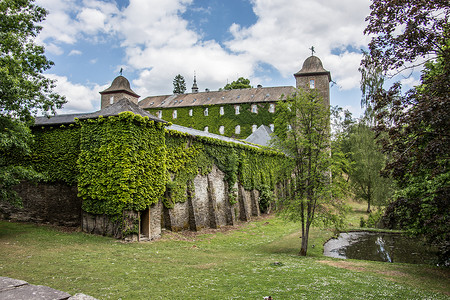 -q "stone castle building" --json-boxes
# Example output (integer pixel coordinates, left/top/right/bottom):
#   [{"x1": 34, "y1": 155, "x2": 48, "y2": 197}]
[{"x1": 100, "y1": 55, "x2": 331, "y2": 140}]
